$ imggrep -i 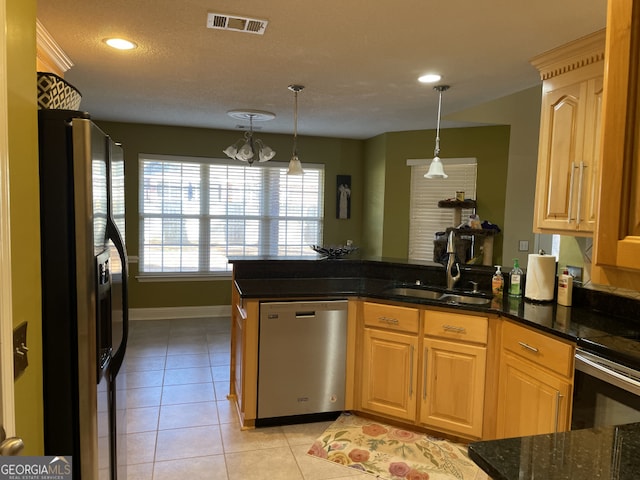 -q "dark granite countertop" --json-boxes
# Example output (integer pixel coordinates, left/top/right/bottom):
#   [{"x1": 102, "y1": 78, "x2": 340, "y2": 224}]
[
  {"x1": 469, "y1": 422, "x2": 640, "y2": 480},
  {"x1": 231, "y1": 257, "x2": 640, "y2": 369}
]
